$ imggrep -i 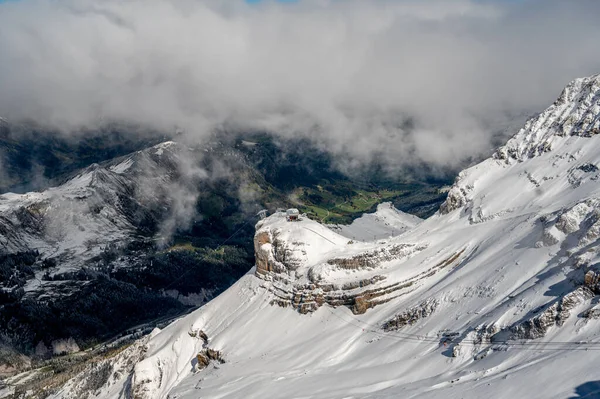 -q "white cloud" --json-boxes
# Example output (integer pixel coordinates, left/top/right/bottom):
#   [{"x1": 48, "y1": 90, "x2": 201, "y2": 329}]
[{"x1": 1, "y1": 0, "x2": 599, "y2": 169}]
